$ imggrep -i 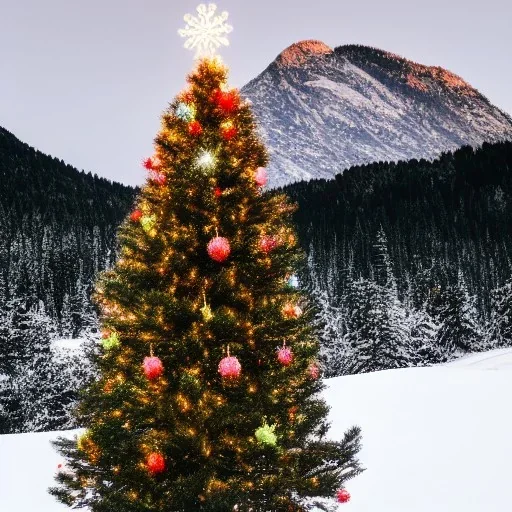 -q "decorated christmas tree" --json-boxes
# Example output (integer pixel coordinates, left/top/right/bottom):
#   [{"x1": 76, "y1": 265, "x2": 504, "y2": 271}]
[{"x1": 50, "y1": 4, "x2": 362, "y2": 511}]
